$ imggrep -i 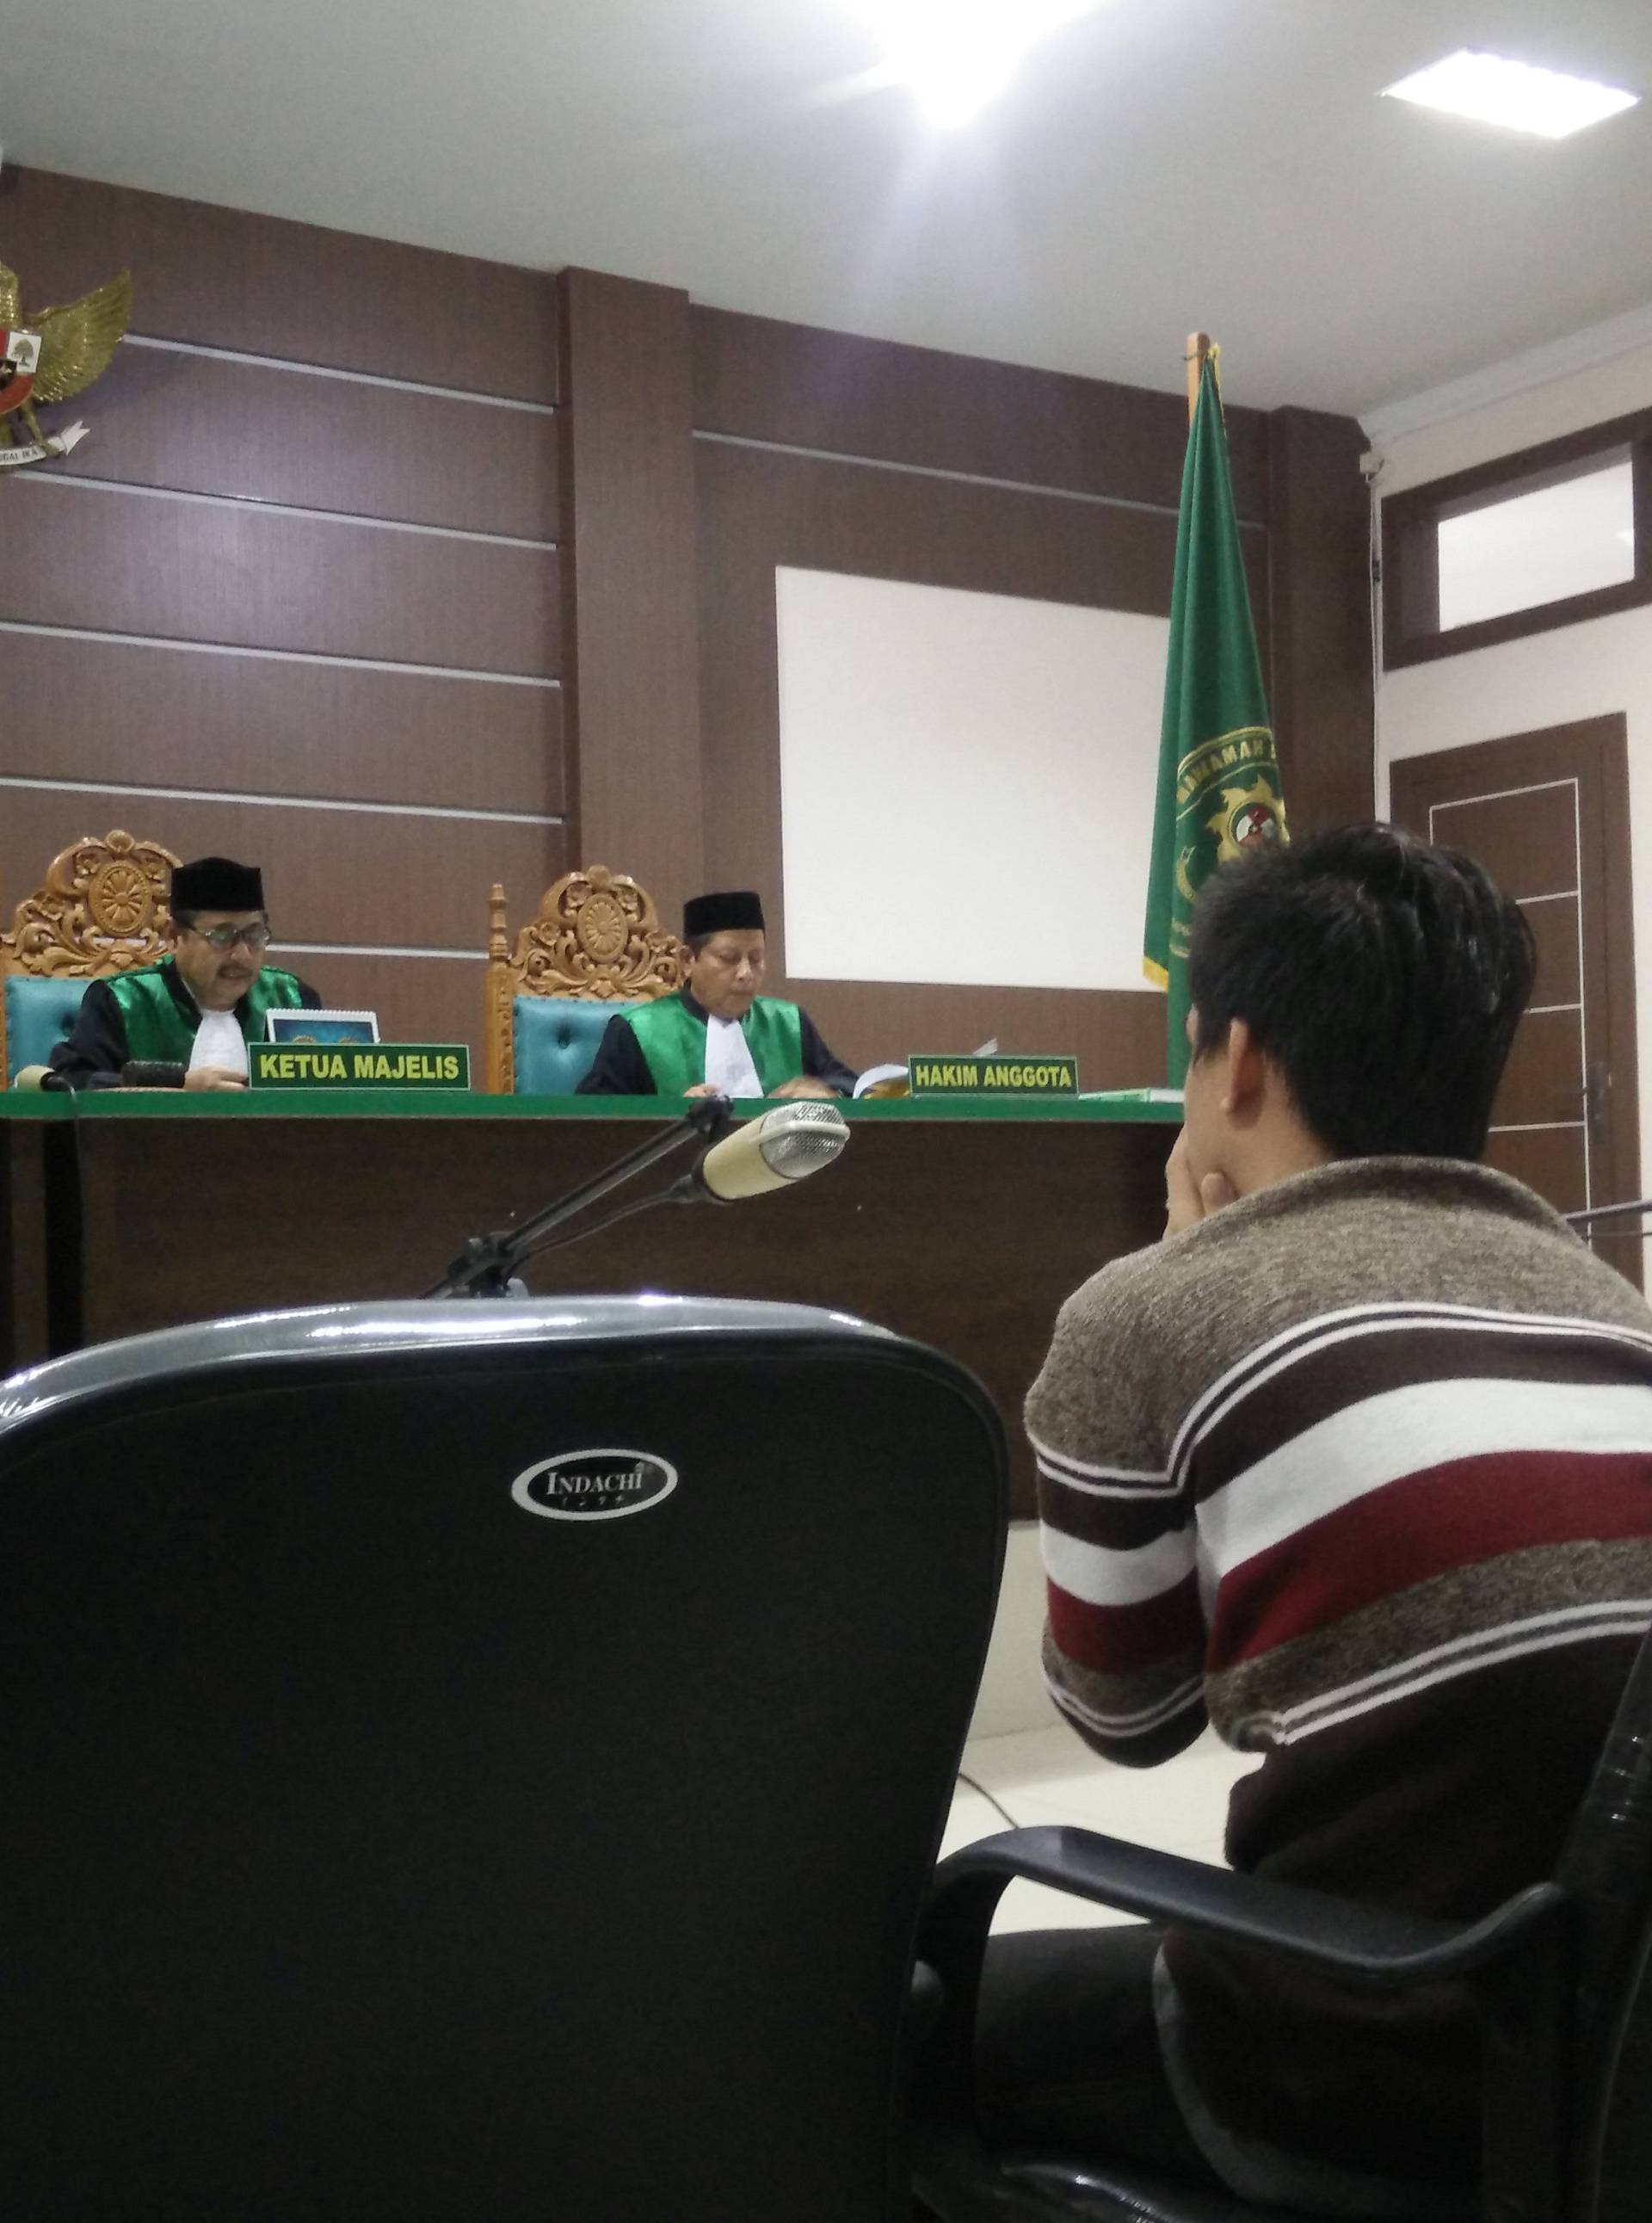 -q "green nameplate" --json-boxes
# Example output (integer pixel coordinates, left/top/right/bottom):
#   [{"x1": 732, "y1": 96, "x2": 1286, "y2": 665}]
[
  {"x1": 250, "y1": 1042, "x2": 471, "y2": 1090},
  {"x1": 908, "y1": 1053, "x2": 1078, "y2": 1097}
]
